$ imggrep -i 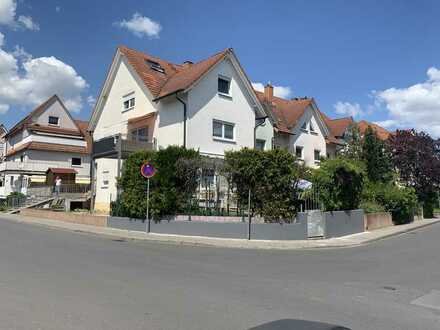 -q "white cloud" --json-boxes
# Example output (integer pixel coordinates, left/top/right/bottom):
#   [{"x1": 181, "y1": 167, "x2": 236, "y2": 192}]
[
  {"x1": 0, "y1": 104, "x2": 9, "y2": 114},
  {"x1": 17, "y1": 15, "x2": 39, "y2": 31},
  {"x1": 0, "y1": 32, "x2": 4, "y2": 47},
  {"x1": 55, "y1": 6, "x2": 61, "y2": 13},
  {"x1": 252, "y1": 82, "x2": 293, "y2": 99},
  {"x1": 0, "y1": 0, "x2": 16, "y2": 25},
  {"x1": 0, "y1": 44, "x2": 88, "y2": 114},
  {"x1": 374, "y1": 119, "x2": 398, "y2": 128},
  {"x1": 375, "y1": 66, "x2": 440, "y2": 137},
  {"x1": 334, "y1": 101, "x2": 364, "y2": 117},
  {"x1": 0, "y1": 0, "x2": 39, "y2": 31},
  {"x1": 87, "y1": 95, "x2": 96, "y2": 107},
  {"x1": 115, "y1": 13, "x2": 161, "y2": 38}
]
